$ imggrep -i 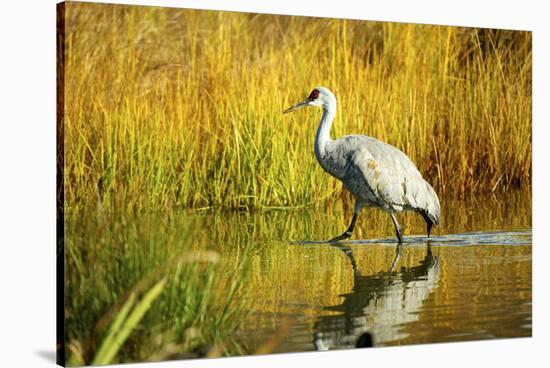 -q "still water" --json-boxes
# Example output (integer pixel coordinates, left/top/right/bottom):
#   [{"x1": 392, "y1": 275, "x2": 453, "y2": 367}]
[
  {"x1": 68, "y1": 188, "x2": 531, "y2": 361},
  {"x1": 195, "y1": 189, "x2": 531, "y2": 352}
]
